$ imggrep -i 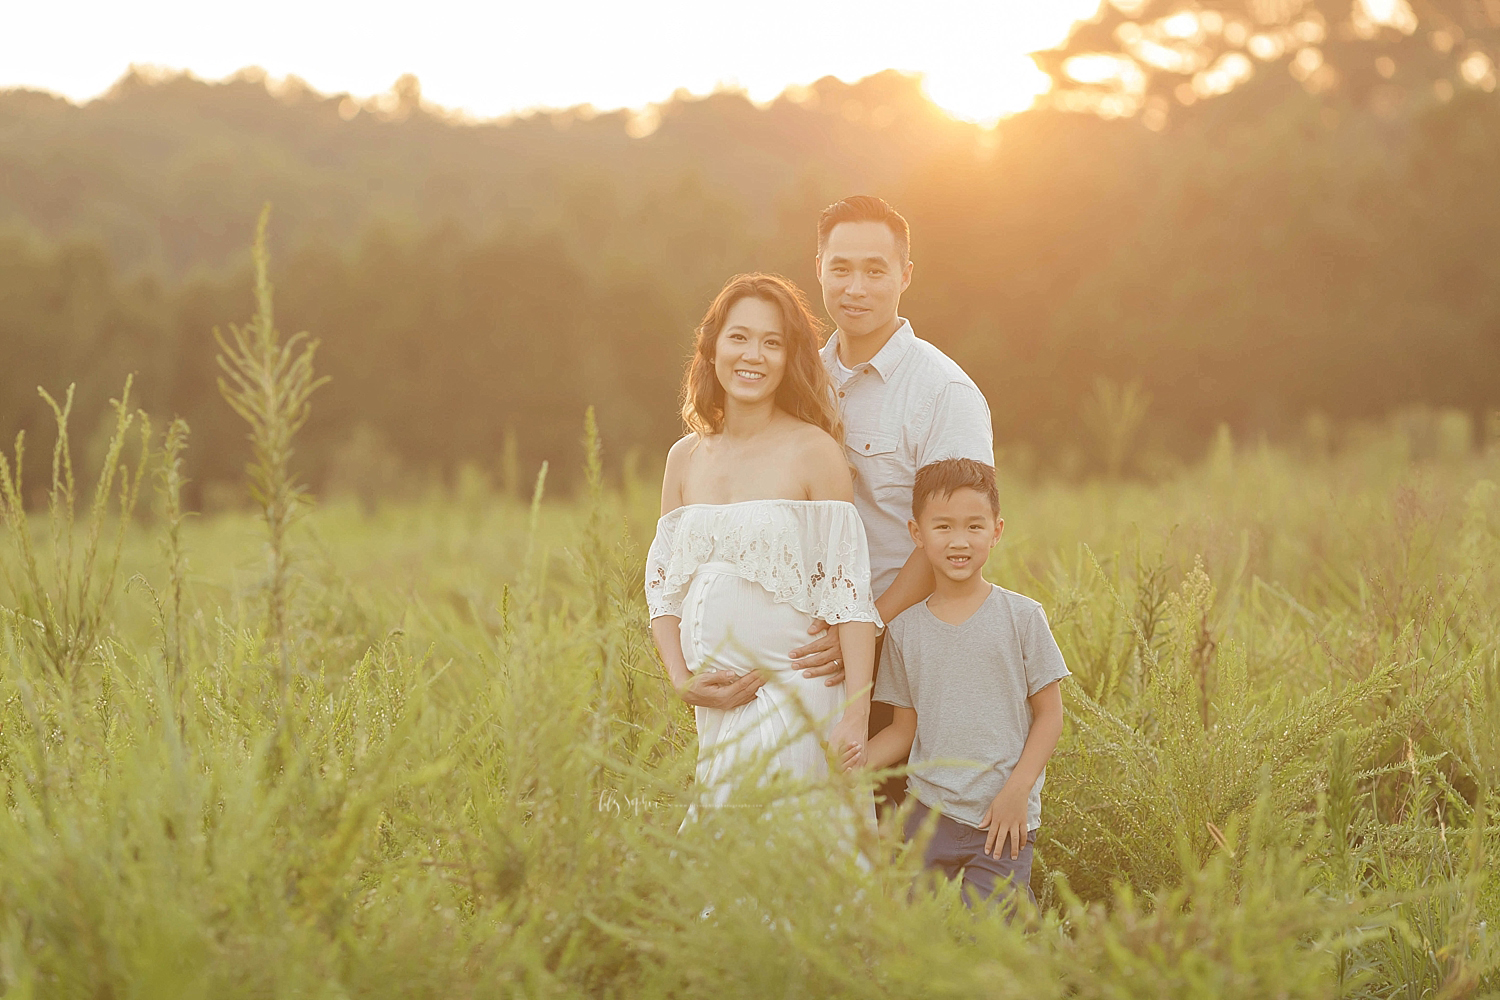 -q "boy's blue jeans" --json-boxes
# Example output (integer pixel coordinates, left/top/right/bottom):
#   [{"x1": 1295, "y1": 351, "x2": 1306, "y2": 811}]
[{"x1": 903, "y1": 799, "x2": 1037, "y2": 911}]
